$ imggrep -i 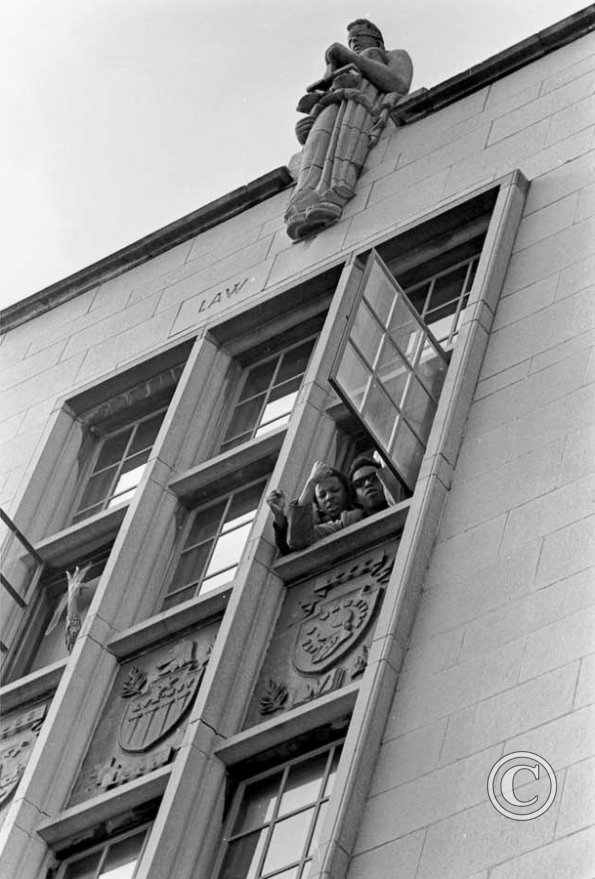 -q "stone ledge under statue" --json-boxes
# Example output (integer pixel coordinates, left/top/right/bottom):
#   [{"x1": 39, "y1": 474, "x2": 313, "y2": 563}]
[{"x1": 285, "y1": 19, "x2": 413, "y2": 241}]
